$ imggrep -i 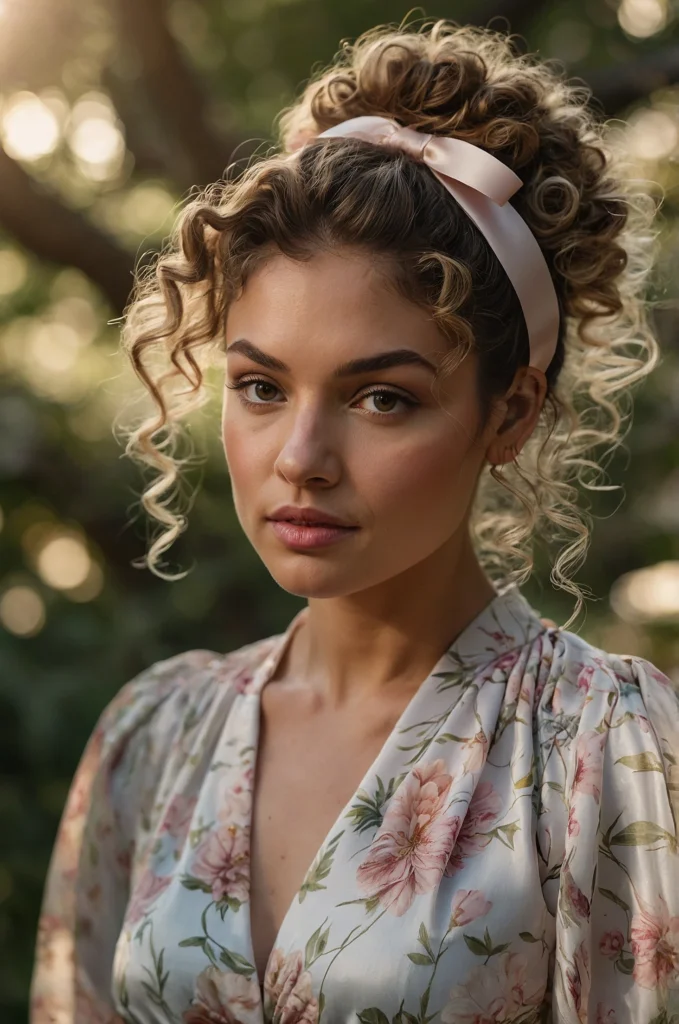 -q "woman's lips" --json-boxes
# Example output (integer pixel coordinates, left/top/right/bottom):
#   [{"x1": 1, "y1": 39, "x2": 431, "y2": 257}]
[{"x1": 267, "y1": 519, "x2": 359, "y2": 550}]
